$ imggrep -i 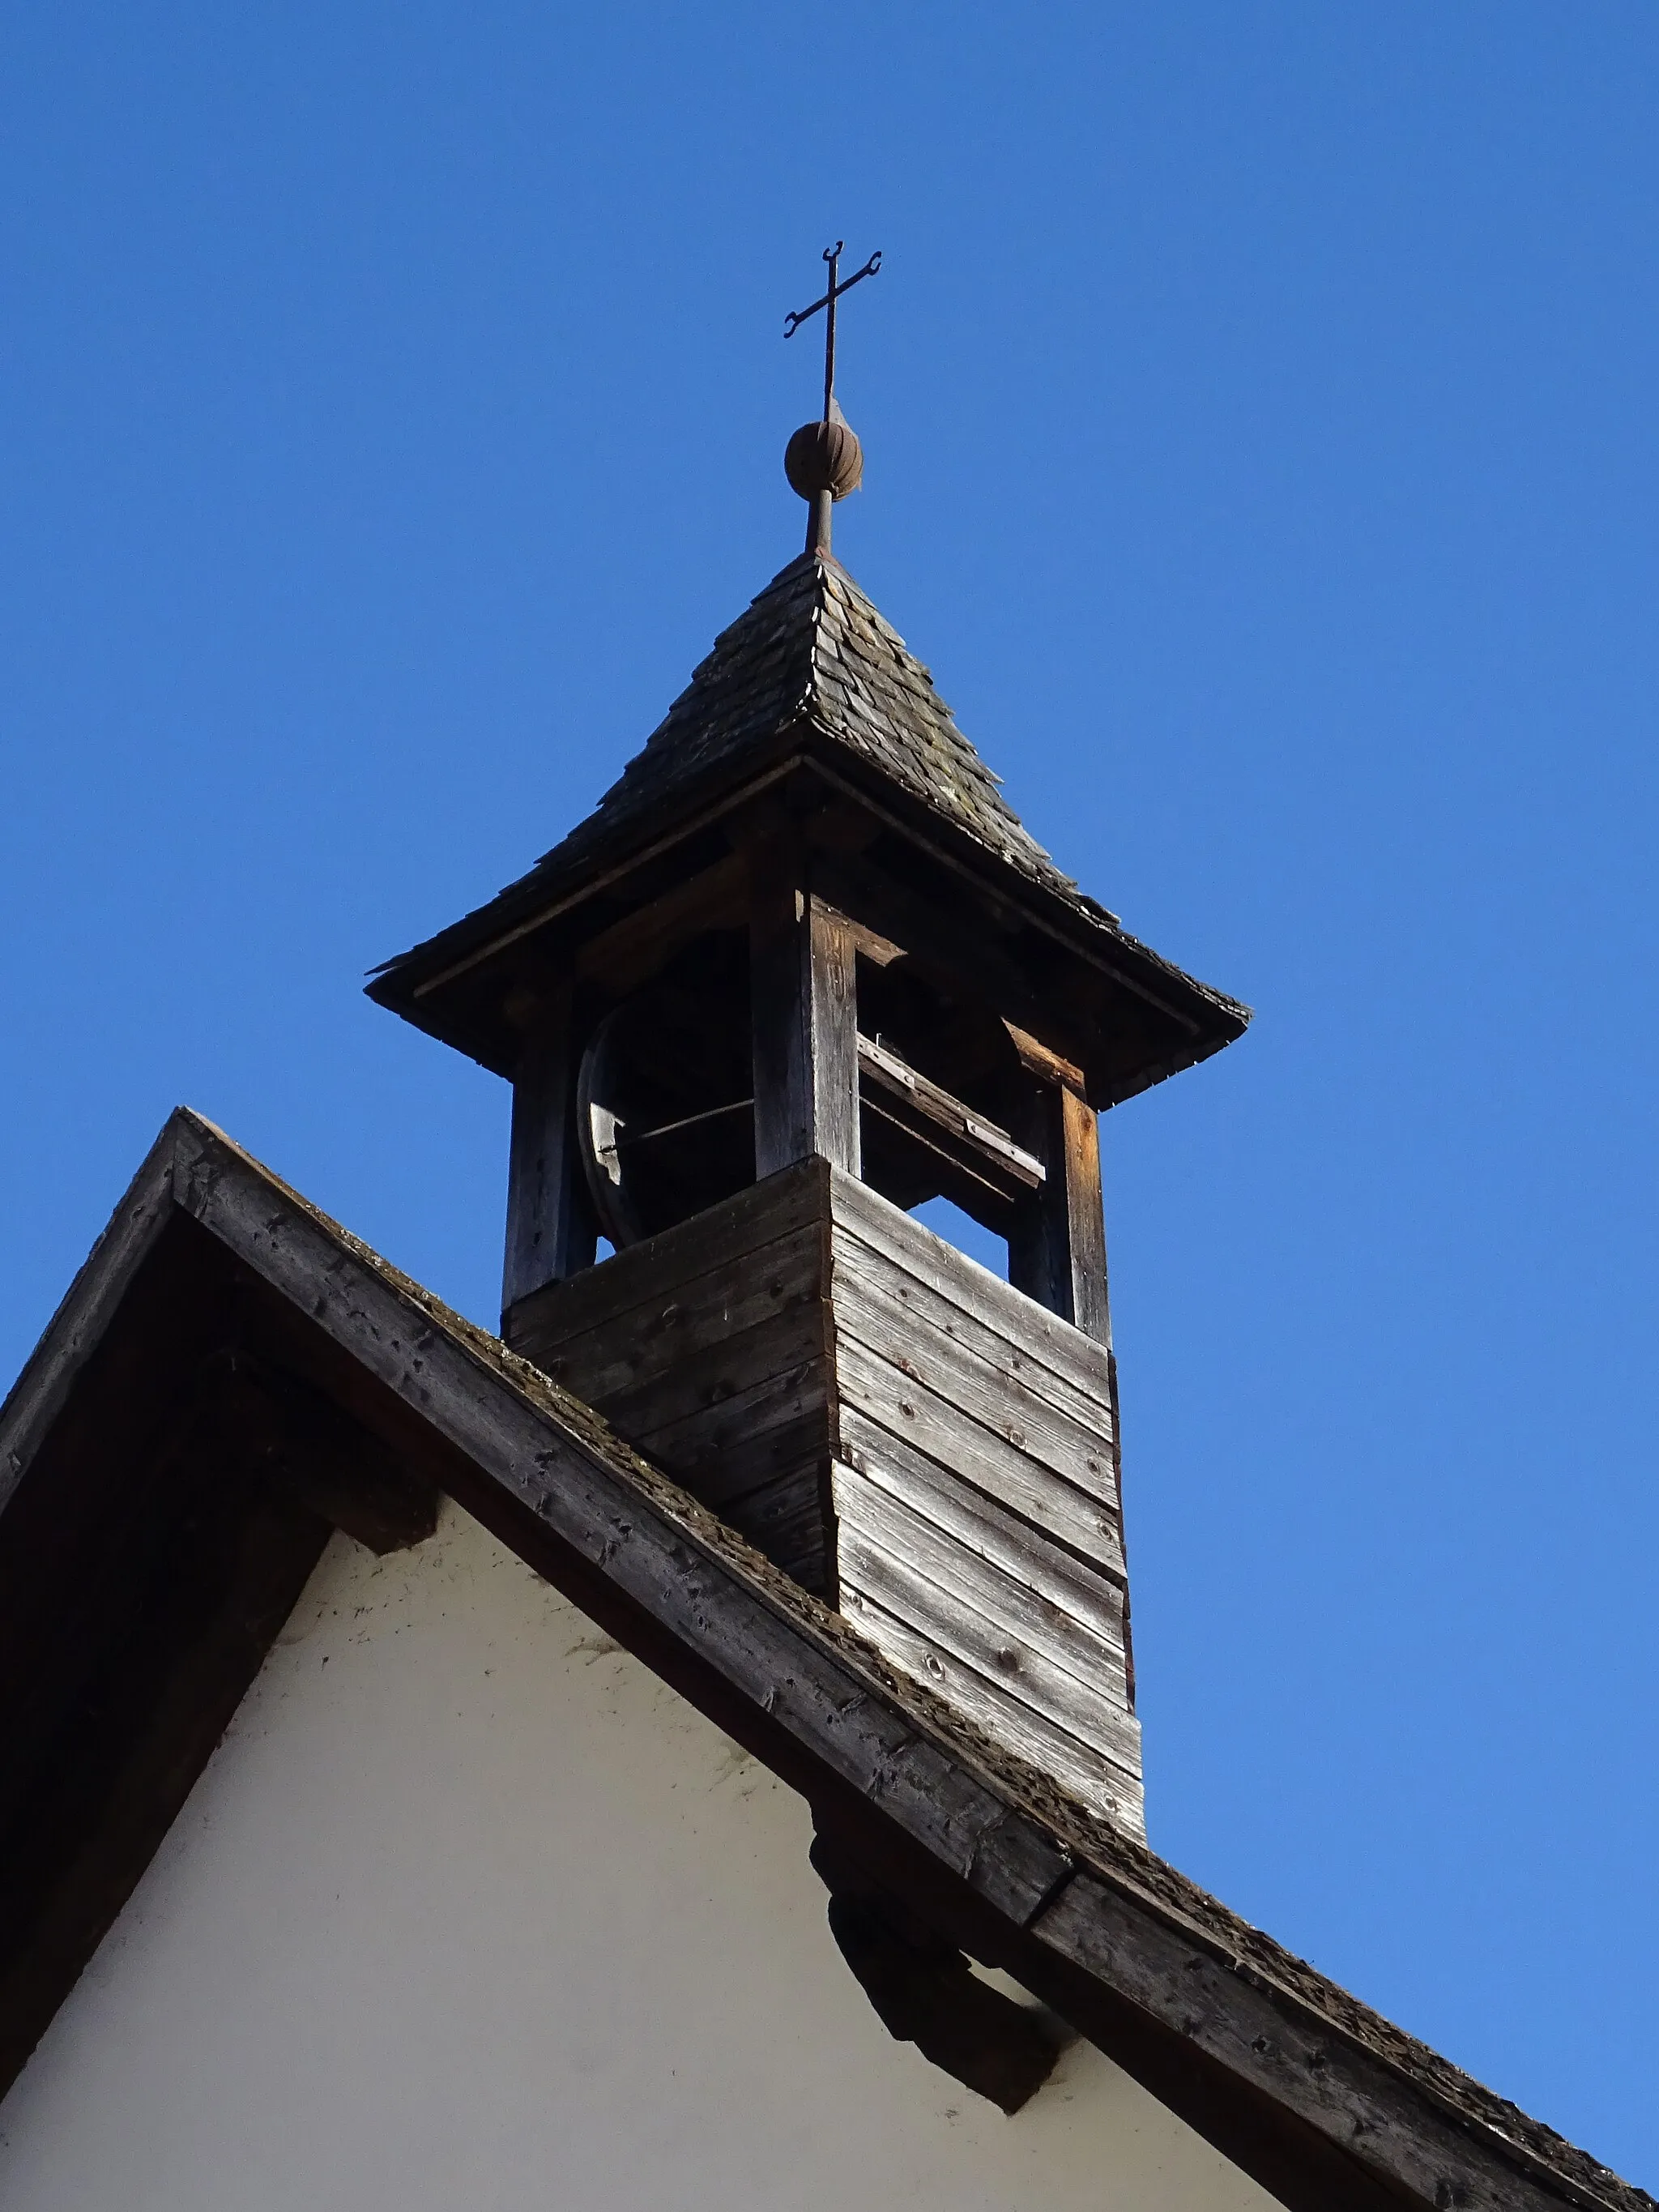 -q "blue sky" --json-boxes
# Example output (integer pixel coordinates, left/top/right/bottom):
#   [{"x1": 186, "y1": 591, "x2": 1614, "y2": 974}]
[{"x1": 3, "y1": 2, "x2": 1657, "y2": 2184}]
